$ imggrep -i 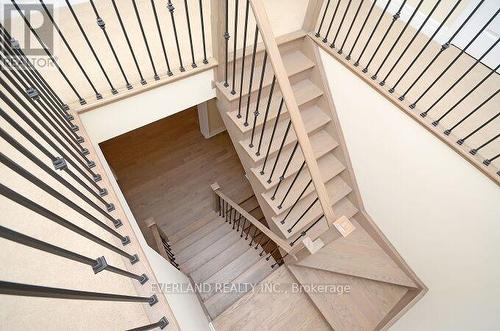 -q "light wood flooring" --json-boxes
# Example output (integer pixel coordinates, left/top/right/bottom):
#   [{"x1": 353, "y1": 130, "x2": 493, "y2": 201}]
[{"x1": 100, "y1": 107, "x2": 252, "y2": 245}]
